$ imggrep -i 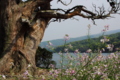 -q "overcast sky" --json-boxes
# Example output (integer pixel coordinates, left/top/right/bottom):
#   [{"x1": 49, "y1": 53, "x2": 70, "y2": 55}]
[{"x1": 41, "y1": 0, "x2": 120, "y2": 42}]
